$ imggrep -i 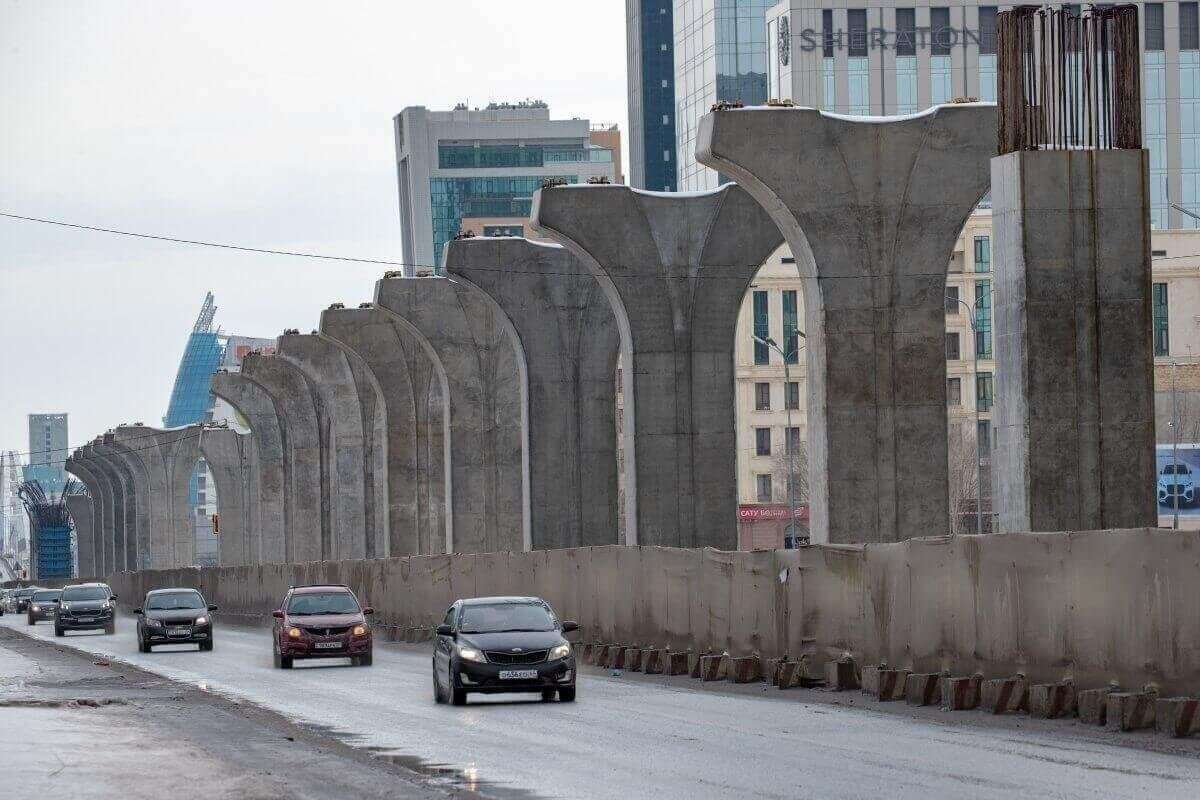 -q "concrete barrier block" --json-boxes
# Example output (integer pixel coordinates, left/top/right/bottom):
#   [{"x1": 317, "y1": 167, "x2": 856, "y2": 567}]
[
  {"x1": 643, "y1": 649, "x2": 666, "y2": 674},
  {"x1": 1106, "y1": 692, "x2": 1156, "y2": 732},
  {"x1": 689, "y1": 653, "x2": 705, "y2": 679},
  {"x1": 776, "y1": 660, "x2": 806, "y2": 689},
  {"x1": 1155, "y1": 697, "x2": 1200, "y2": 738},
  {"x1": 594, "y1": 644, "x2": 612, "y2": 668},
  {"x1": 940, "y1": 675, "x2": 982, "y2": 710},
  {"x1": 624, "y1": 648, "x2": 644, "y2": 672},
  {"x1": 606, "y1": 646, "x2": 626, "y2": 671},
  {"x1": 764, "y1": 657, "x2": 785, "y2": 685},
  {"x1": 982, "y1": 677, "x2": 1029, "y2": 714},
  {"x1": 905, "y1": 673, "x2": 942, "y2": 706},
  {"x1": 700, "y1": 654, "x2": 728, "y2": 682},
  {"x1": 1077, "y1": 687, "x2": 1115, "y2": 725},
  {"x1": 1028, "y1": 682, "x2": 1075, "y2": 719},
  {"x1": 665, "y1": 651, "x2": 690, "y2": 676},
  {"x1": 729, "y1": 655, "x2": 762, "y2": 684},
  {"x1": 580, "y1": 643, "x2": 596, "y2": 664},
  {"x1": 825, "y1": 658, "x2": 859, "y2": 691}
]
